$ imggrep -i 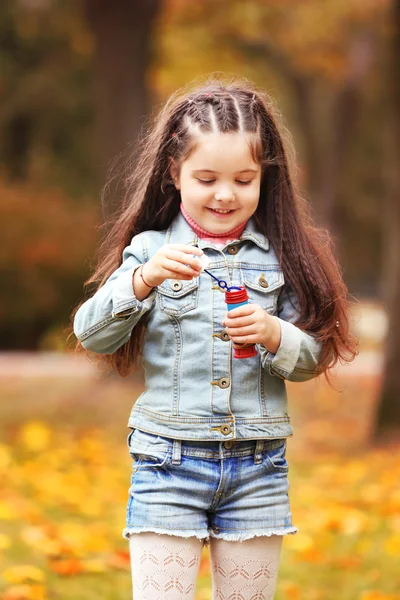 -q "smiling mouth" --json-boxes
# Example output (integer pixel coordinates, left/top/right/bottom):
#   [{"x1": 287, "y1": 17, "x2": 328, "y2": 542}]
[{"x1": 208, "y1": 208, "x2": 234, "y2": 214}]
